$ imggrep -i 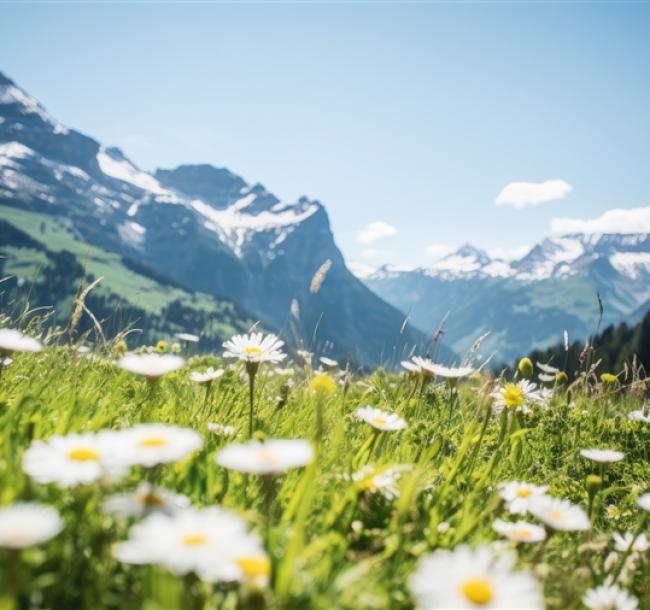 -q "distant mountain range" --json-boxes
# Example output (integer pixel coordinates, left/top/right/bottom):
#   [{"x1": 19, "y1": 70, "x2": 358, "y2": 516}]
[
  {"x1": 0, "y1": 71, "x2": 442, "y2": 368},
  {"x1": 359, "y1": 236, "x2": 650, "y2": 363}
]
